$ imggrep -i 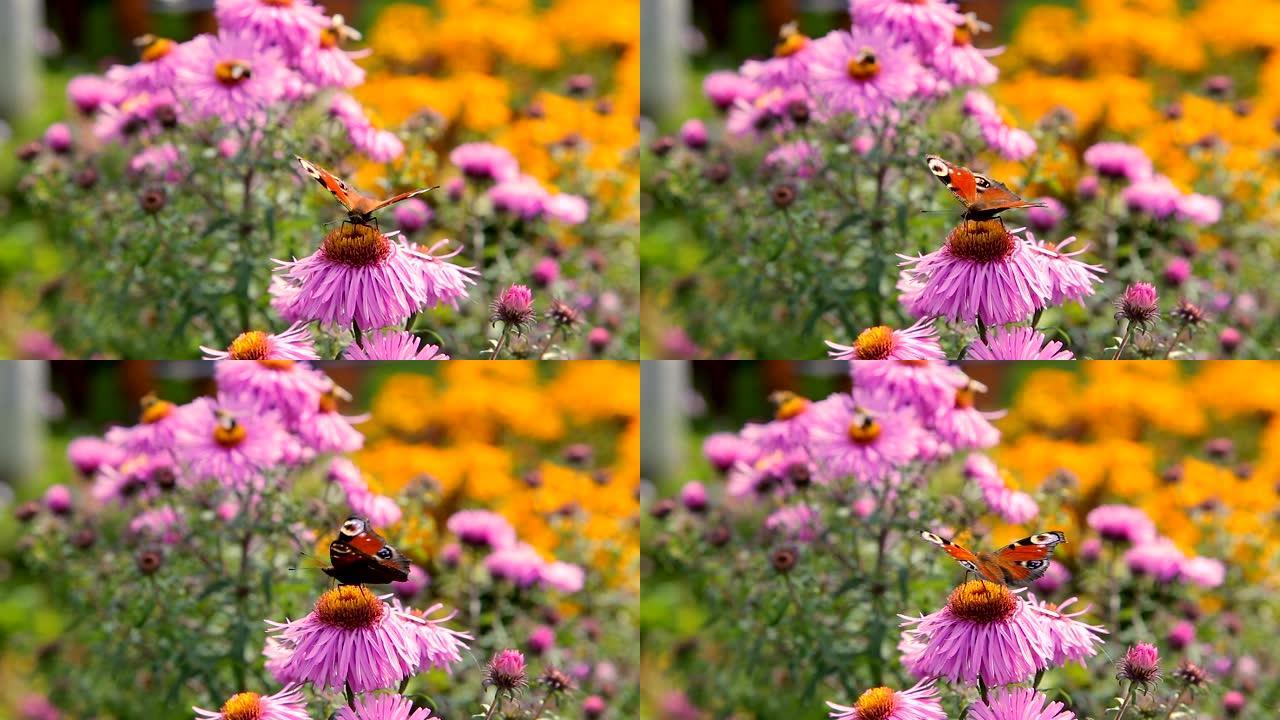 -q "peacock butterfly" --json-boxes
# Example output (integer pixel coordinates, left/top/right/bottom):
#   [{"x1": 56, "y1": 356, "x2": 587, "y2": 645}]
[
  {"x1": 925, "y1": 155, "x2": 1045, "y2": 219},
  {"x1": 296, "y1": 155, "x2": 434, "y2": 229},
  {"x1": 324, "y1": 516, "x2": 411, "y2": 585},
  {"x1": 920, "y1": 530, "x2": 1066, "y2": 586}
]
